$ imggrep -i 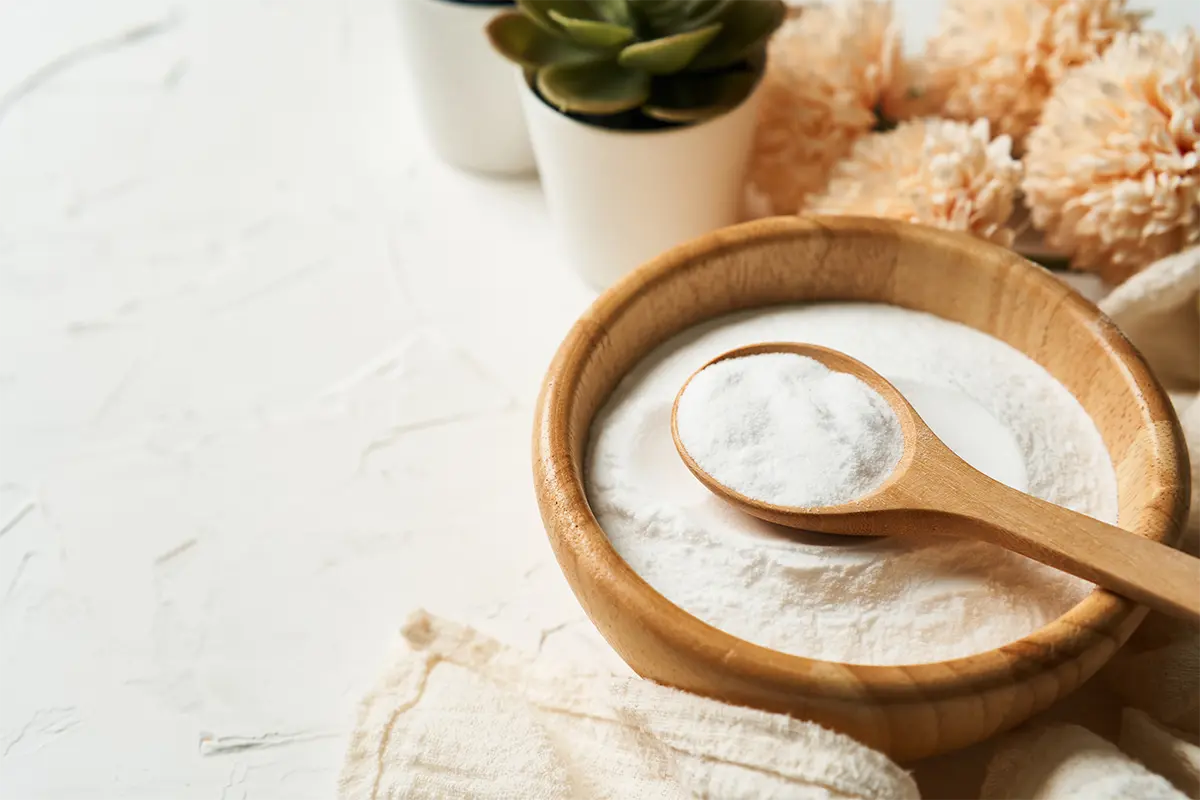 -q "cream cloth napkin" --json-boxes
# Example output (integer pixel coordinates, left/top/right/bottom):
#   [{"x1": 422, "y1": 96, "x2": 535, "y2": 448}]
[{"x1": 339, "y1": 610, "x2": 919, "y2": 800}]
